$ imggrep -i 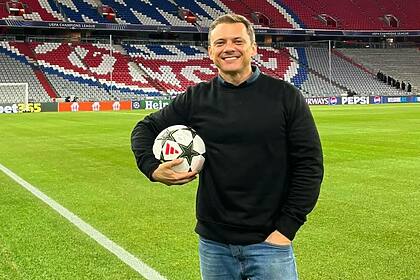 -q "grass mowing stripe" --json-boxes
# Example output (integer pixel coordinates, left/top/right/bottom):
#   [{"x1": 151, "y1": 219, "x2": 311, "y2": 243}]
[
  {"x1": 0, "y1": 105, "x2": 418, "y2": 279},
  {"x1": 0, "y1": 163, "x2": 167, "y2": 280},
  {"x1": 0, "y1": 239, "x2": 22, "y2": 279}
]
